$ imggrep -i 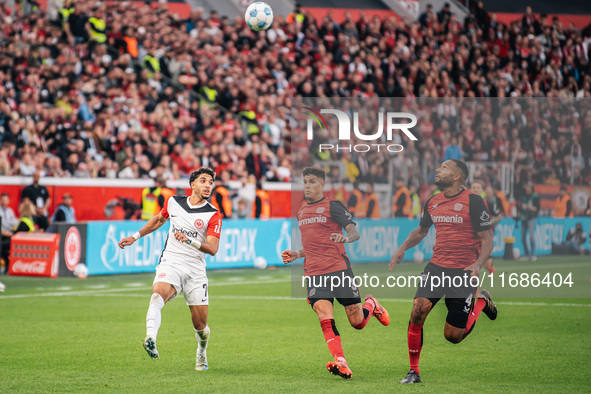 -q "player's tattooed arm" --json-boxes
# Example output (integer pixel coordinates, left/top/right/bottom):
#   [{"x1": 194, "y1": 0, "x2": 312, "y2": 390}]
[
  {"x1": 330, "y1": 223, "x2": 359, "y2": 243},
  {"x1": 118, "y1": 213, "x2": 168, "y2": 248}
]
